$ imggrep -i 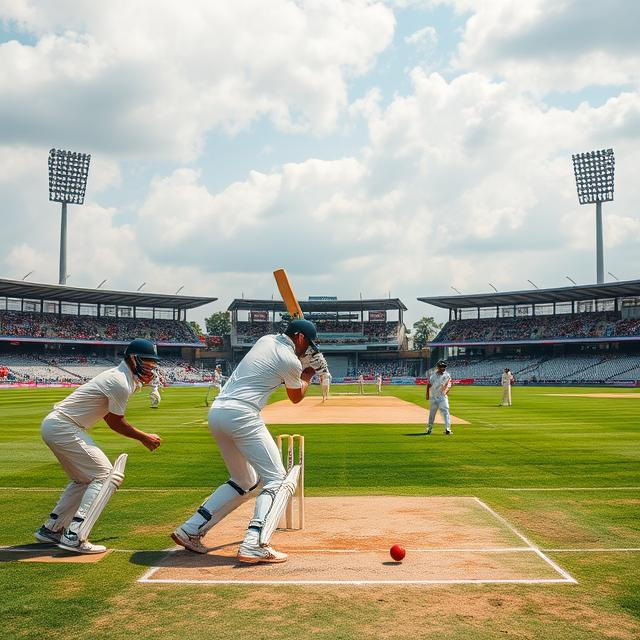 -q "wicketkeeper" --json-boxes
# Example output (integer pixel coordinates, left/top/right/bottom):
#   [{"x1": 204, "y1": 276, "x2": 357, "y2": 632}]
[
  {"x1": 35, "y1": 339, "x2": 162, "y2": 554},
  {"x1": 426, "y1": 360, "x2": 453, "y2": 435},
  {"x1": 172, "y1": 319, "x2": 327, "y2": 564}
]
